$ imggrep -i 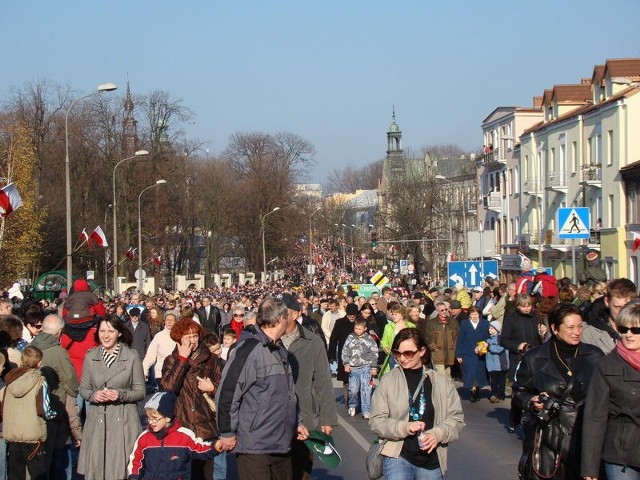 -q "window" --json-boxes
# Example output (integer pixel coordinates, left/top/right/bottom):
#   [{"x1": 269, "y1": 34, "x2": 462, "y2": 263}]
[
  {"x1": 572, "y1": 141, "x2": 578, "y2": 173},
  {"x1": 609, "y1": 194, "x2": 614, "y2": 228},
  {"x1": 607, "y1": 130, "x2": 614, "y2": 166}
]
